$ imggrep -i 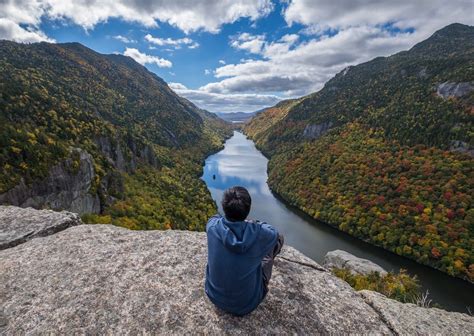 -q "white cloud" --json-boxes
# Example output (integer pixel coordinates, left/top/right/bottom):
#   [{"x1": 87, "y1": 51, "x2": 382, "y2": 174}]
[
  {"x1": 169, "y1": 82, "x2": 187, "y2": 90},
  {"x1": 169, "y1": 82, "x2": 281, "y2": 113},
  {"x1": 219, "y1": 60, "x2": 226, "y2": 65},
  {"x1": 204, "y1": 69, "x2": 212, "y2": 75},
  {"x1": 113, "y1": 35, "x2": 136, "y2": 43},
  {"x1": 200, "y1": 26, "x2": 421, "y2": 96},
  {"x1": 145, "y1": 34, "x2": 199, "y2": 49},
  {"x1": 123, "y1": 48, "x2": 172, "y2": 68},
  {"x1": 0, "y1": 0, "x2": 274, "y2": 43},
  {"x1": 230, "y1": 32, "x2": 266, "y2": 54},
  {"x1": 261, "y1": 33, "x2": 299, "y2": 57},
  {"x1": 0, "y1": 18, "x2": 54, "y2": 43},
  {"x1": 283, "y1": 0, "x2": 473, "y2": 36}
]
